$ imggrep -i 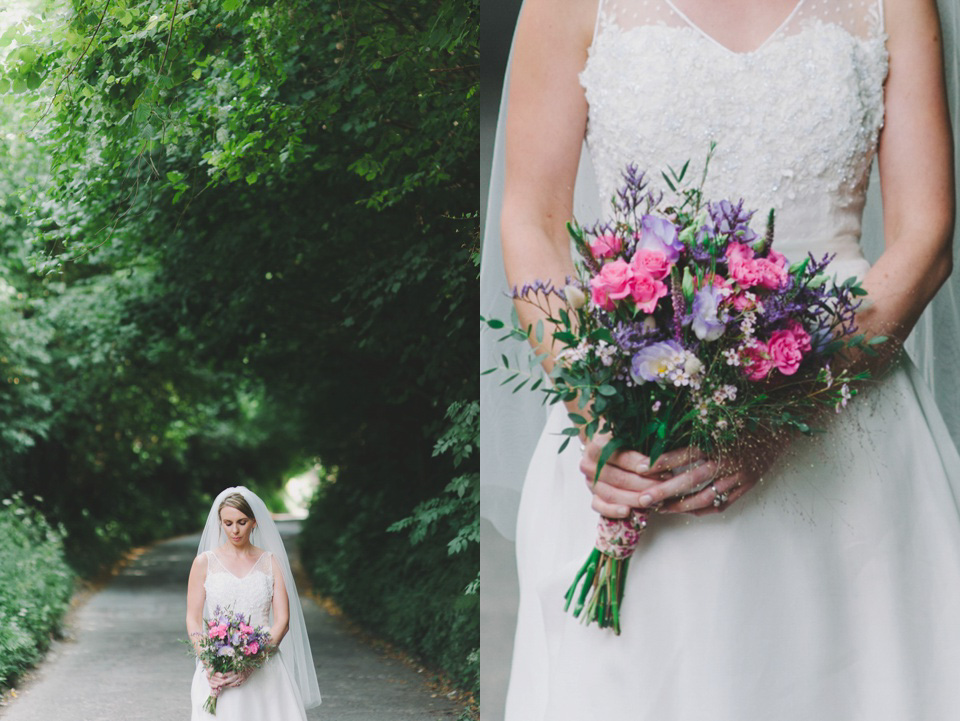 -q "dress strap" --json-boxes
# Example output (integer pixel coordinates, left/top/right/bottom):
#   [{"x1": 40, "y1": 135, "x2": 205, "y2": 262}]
[
  {"x1": 251, "y1": 550, "x2": 274, "y2": 578},
  {"x1": 204, "y1": 549, "x2": 224, "y2": 575},
  {"x1": 591, "y1": 0, "x2": 605, "y2": 45}
]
